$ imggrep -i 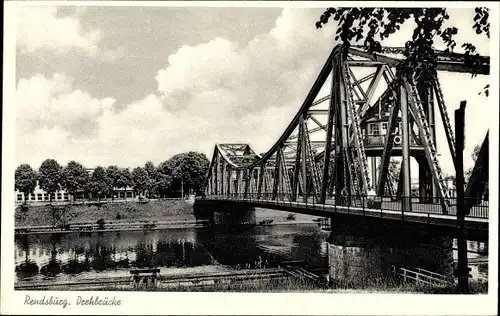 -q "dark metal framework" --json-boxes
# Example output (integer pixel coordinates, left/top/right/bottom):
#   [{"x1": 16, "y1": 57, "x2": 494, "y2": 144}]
[{"x1": 203, "y1": 44, "x2": 490, "y2": 214}]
